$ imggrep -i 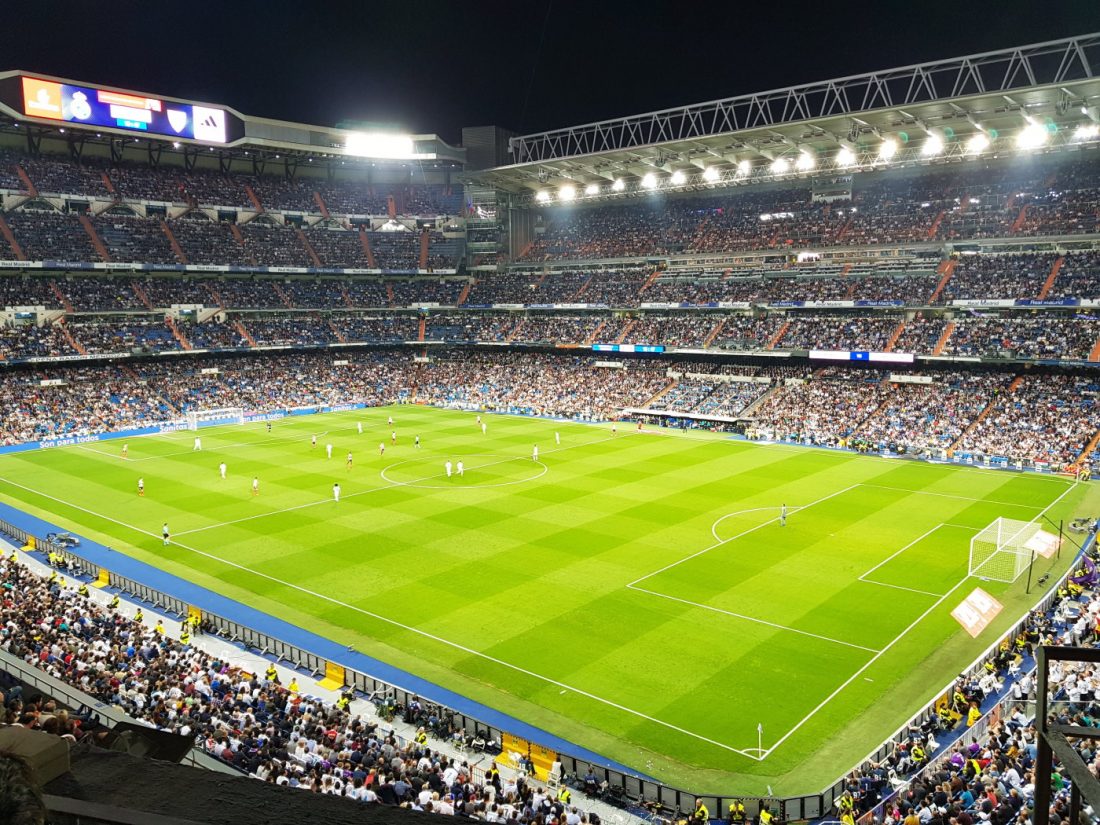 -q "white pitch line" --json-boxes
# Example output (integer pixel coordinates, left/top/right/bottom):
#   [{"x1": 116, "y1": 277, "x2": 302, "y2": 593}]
[
  {"x1": 0, "y1": 471, "x2": 762, "y2": 761},
  {"x1": 858, "y1": 579, "x2": 946, "y2": 598},
  {"x1": 173, "y1": 432, "x2": 630, "y2": 537},
  {"x1": 628, "y1": 484, "x2": 860, "y2": 588},
  {"x1": 710, "y1": 507, "x2": 787, "y2": 543},
  {"x1": 627, "y1": 585, "x2": 881, "y2": 653},
  {"x1": 858, "y1": 483, "x2": 1046, "y2": 507},
  {"x1": 759, "y1": 475, "x2": 1081, "y2": 760},
  {"x1": 857, "y1": 524, "x2": 947, "y2": 582}
]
